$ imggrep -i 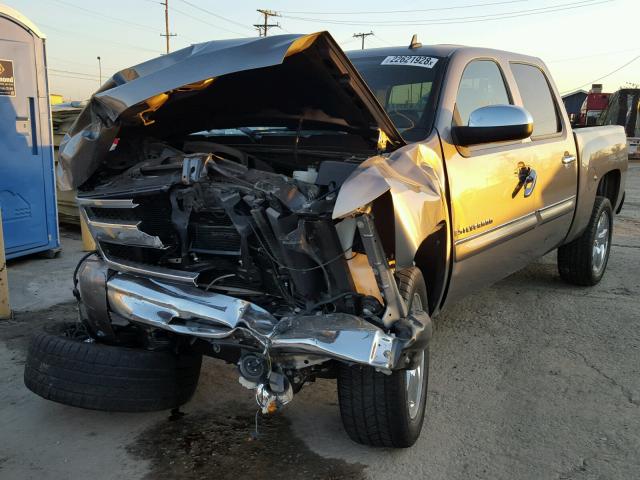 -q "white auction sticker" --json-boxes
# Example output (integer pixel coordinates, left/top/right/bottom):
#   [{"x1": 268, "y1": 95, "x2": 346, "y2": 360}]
[{"x1": 381, "y1": 56, "x2": 438, "y2": 68}]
